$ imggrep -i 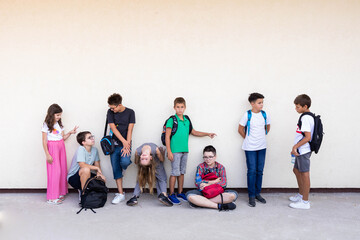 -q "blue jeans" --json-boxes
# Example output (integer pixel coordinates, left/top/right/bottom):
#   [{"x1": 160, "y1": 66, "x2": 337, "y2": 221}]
[
  {"x1": 245, "y1": 149, "x2": 266, "y2": 198},
  {"x1": 110, "y1": 146, "x2": 132, "y2": 180}
]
